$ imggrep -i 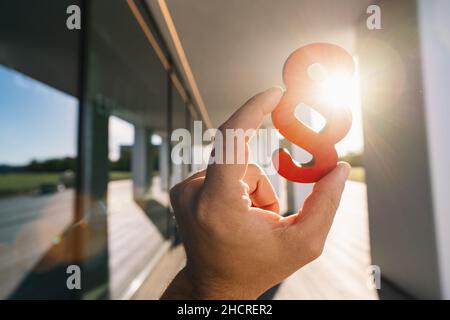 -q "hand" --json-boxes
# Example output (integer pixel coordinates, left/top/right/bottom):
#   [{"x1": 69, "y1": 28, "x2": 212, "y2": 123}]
[{"x1": 162, "y1": 87, "x2": 350, "y2": 300}]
